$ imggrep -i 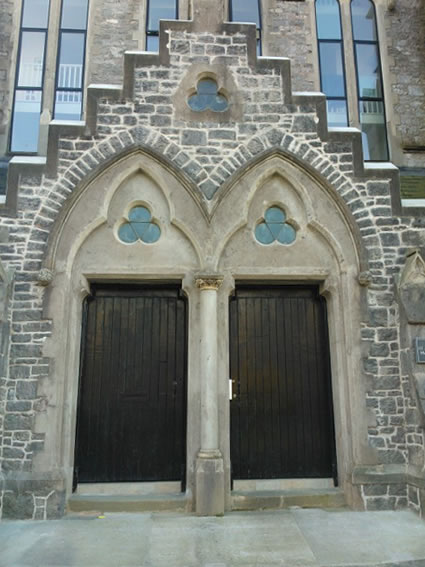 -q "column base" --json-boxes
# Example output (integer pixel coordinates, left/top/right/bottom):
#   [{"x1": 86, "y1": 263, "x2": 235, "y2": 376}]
[{"x1": 195, "y1": 451, "x2": 225, "y2": 516}]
